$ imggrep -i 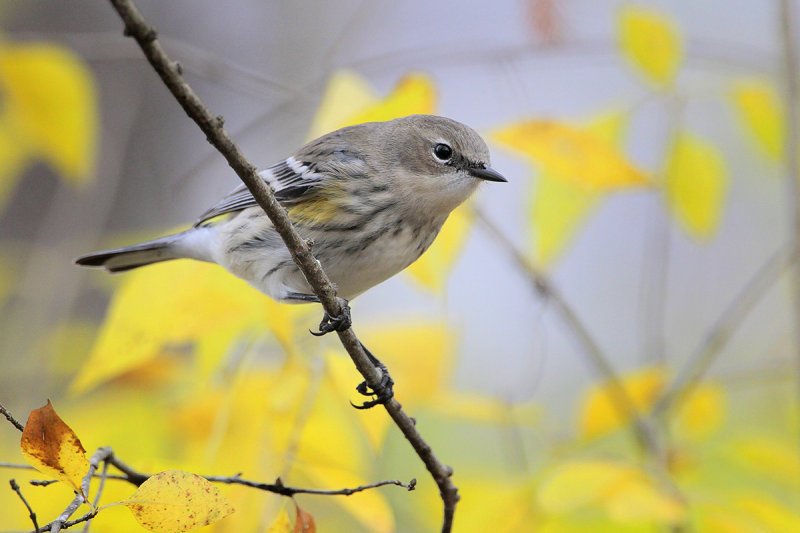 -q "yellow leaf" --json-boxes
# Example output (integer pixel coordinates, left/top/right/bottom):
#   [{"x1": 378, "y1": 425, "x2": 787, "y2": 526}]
[
  {"x1": 736, "y1": 495, "x2": 800, "y2": 533},
  {"x1": 603, "y1": 475, "x2": 684, "y2": 524},
  {"x1": 538, "y1": 460, "x2": 685, "y2": 525},
  {"x1": 579, "y1": 366, "x2": 666, "y2": 439},
  {"x1": 447, "y1": 476, "x2": 535, "y2": 532},
  {"x1": 493, "y1": 120, "x2": 649, "y2": 192},
  {"x1": 265, "y1": 508, "x2": 293, "y2": 533},
  {"x1": 508, "y1": 111, "x2": 637, "y2": 267},
  {"x1": 358, "y1": 322, "x2": 454, "y2": 404},
  {"x1": 307, "y1": 70, "x2": 379, "y2": 140},
  {"x1": 665, "y1": 131, "x2": 728, "y2": 239},
  {"x1": 729, "y1": 436, "x2": 800, "y2": 483},
  {"x1": 539, "y1": 460, "x2": 630, "y2": 513},
  {"x1": 70, "y1": 260, "x2": 299, "y2": 393},
  {"x1": 308, "y1": 70, "x2": 436, "y2": 140},
  {"x1": 696, "y1": 503, "x2": 771, "y2": 533},
  {"x1": 267, "y1": 507, "x2": 295, "y2": 533},
  {"x1": 531, "y1": 174, "x2": 601, "y2": 267},
  {"x1": 431, "y1": 392, "x2": 541, "y2": 426},
  {"x1": 405, "y1": 203, "x2": 473, "y2": 291},
  {"x1": 347, "y1": 73, "x2": 436, "y2": 124},
  {"x1": 323, "y1": 349, "x2": 392, "y2": 451},
  {"x1": 20, "y1": 400, "x2": 89, "y2": 497},
  {"x1": 0, "y1": 42, "x2": 97, "y2": 184},
  {"x1": 729, "y1": 79, "x2": 785, "y2": 161},
  {"x1": 675, "y1": 382, "x2": 726, "y2": 440},
  {"x1": 124, "y1": 470, "x2": 234, "y2": 532},
  {"x1": 617, "y1": 5, "x2": 683, "y2": 87}
]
